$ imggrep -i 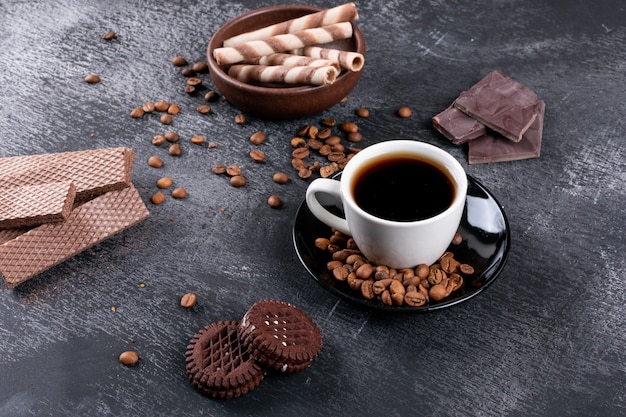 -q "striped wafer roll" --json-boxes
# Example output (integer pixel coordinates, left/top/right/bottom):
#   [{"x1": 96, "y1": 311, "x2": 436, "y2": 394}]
[
  {"x1": 295, "y1": 46, "x2": 364, "y2": 72},
  {"x1": 213, "y1": 22, "x2": 353, "y2": 66},
  {"x1": 244, "y1": 53, "x2": 340, "y2": 71},
  {"x1": 228, "y1": 64, "x2": 338, "y2": 86},
  {"x1": 223, "y1": 2, "x2": 358, "y2": 47}
]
